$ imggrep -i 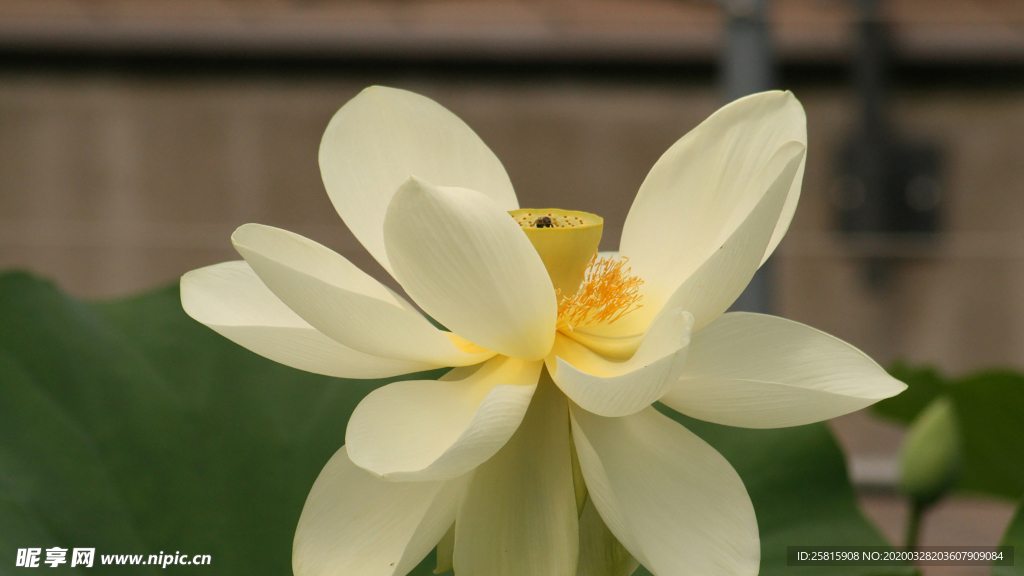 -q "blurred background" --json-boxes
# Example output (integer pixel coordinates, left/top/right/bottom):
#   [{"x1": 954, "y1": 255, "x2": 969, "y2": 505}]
[{"x1": 1, "y1": 0, "x2": 1022, "y2": 569}]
